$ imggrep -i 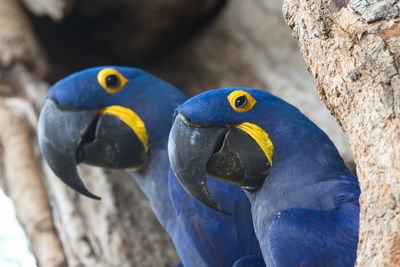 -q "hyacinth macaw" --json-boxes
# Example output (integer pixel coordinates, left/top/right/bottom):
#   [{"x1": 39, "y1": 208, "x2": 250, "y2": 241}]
[
  {"x1": 168, "y1": 88, "x2": 360, "y2": 266},
  {"x1": 37, "y1": 67, "x2": 264, "y2": 266}
]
